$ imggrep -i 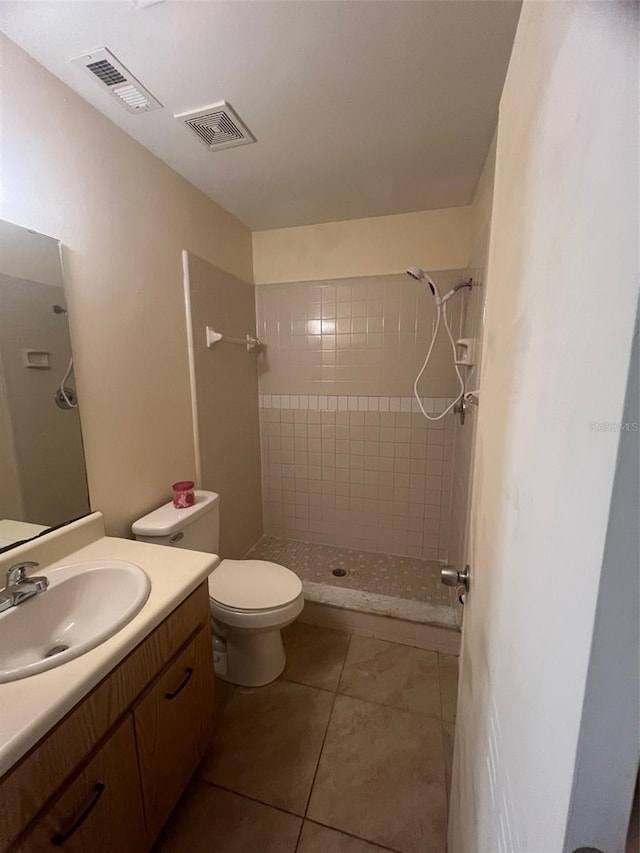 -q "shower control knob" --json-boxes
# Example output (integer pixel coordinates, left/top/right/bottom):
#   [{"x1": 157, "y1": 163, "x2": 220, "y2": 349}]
[{"x1": 441, "y1": 564, "x2": 471, "y2": 592}]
